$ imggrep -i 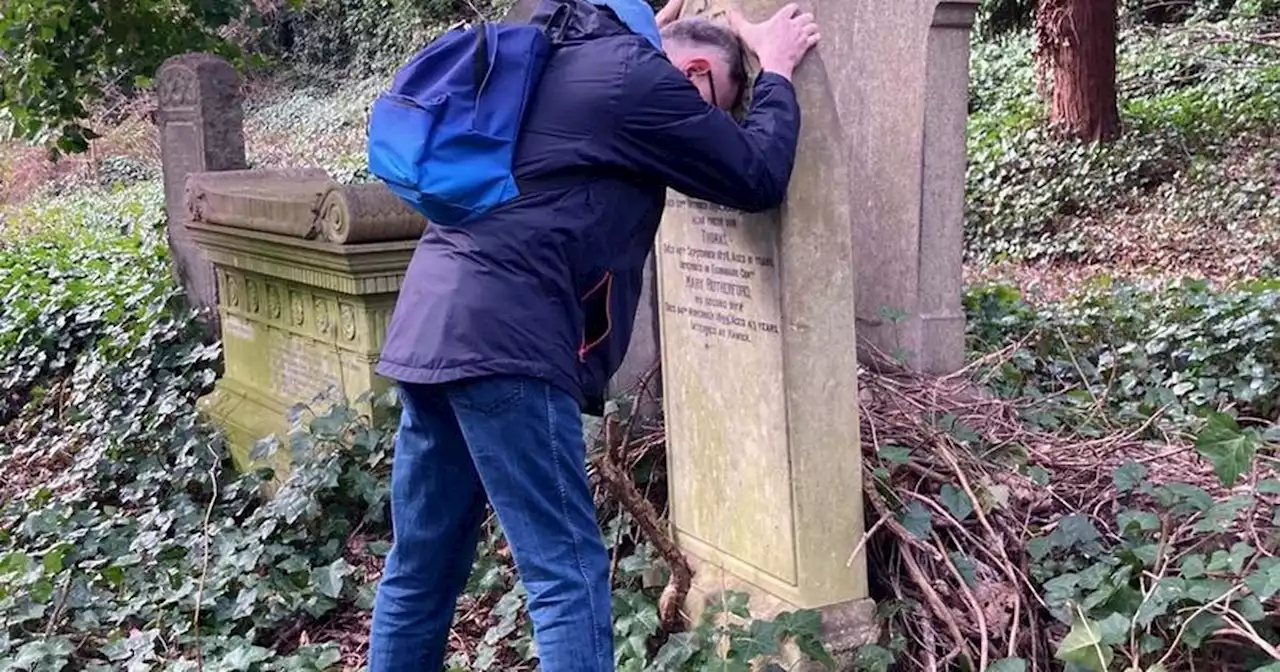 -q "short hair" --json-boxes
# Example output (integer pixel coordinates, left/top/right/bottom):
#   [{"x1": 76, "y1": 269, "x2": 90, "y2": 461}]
[{"x1": 660, "y1": 17, "x2": 749, "y2": 91}]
